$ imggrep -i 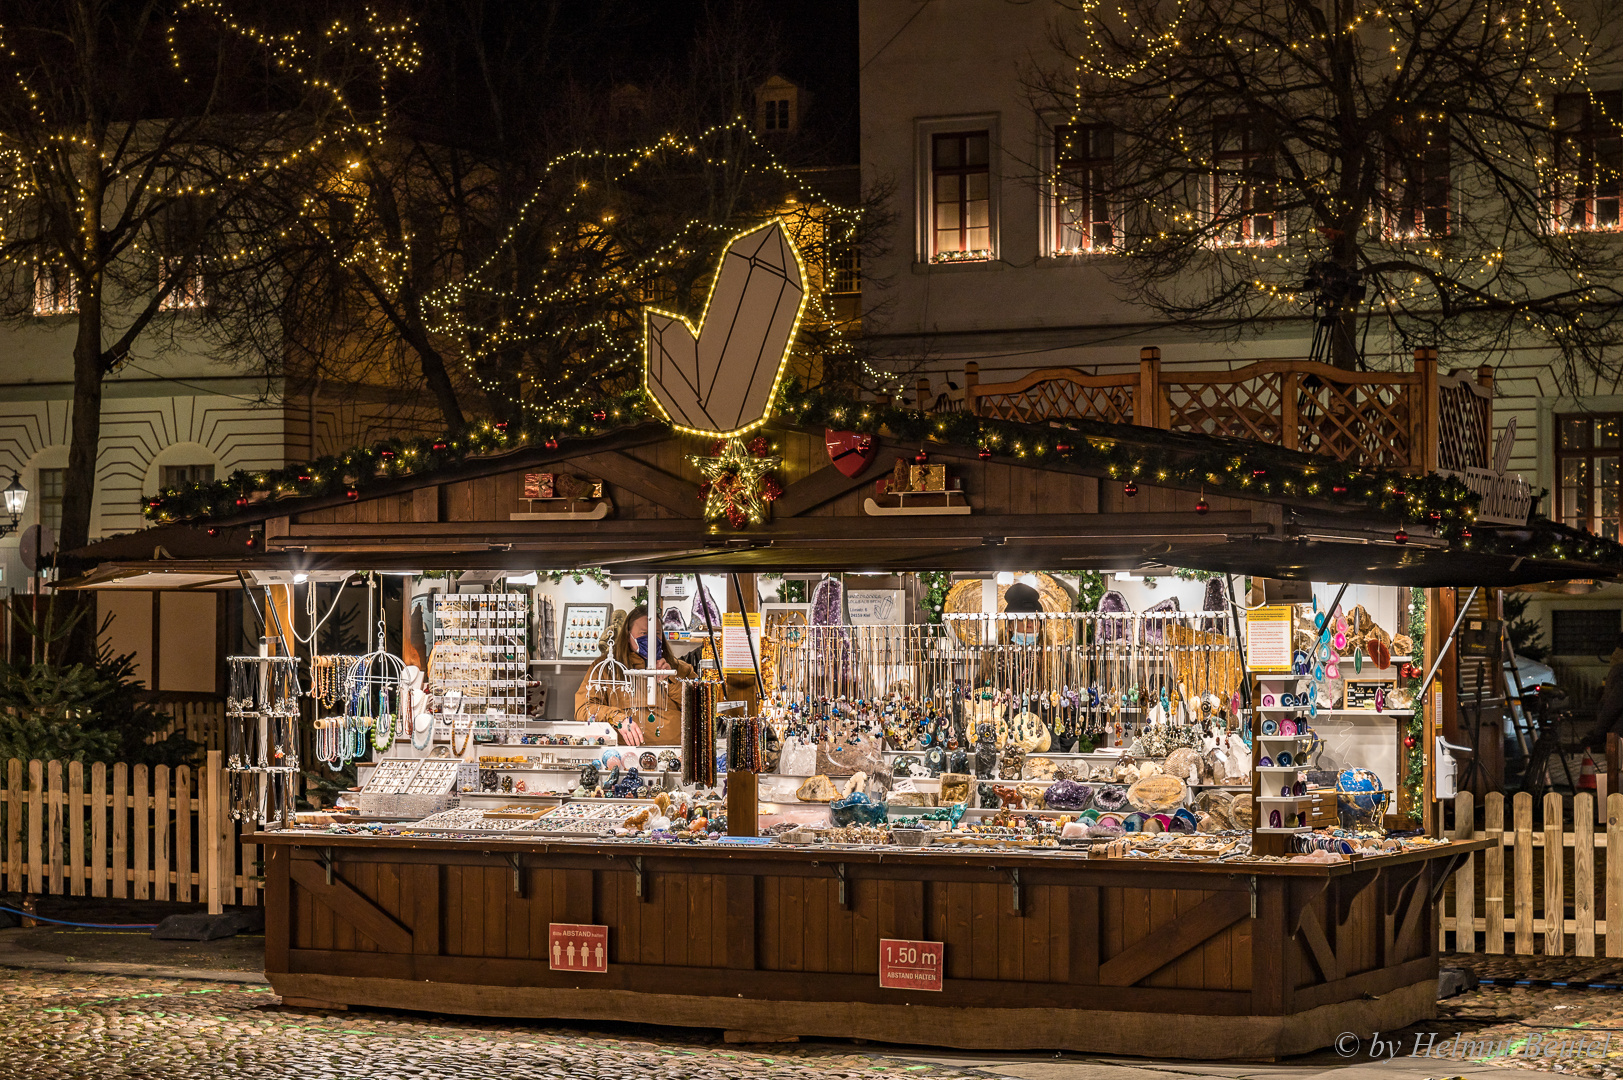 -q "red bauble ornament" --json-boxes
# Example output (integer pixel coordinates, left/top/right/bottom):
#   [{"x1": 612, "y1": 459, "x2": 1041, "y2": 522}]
[
  {"x1": 297, "y1": 473, "x2": 312, "y2": 483},
  {"x1": 1403, "y1": 734, "x2": 1416, "y2": 749},
  {"x1": 1428, "y1": 511, "x2": 1442, "y2": 522},
  {"x1": 1331, "y1": 484, "x2": 1347, "y2": 495},
  {"x1": 544, "y1": 437, "x2": 559, "y2": 451},
  {"x1": 1461, "y1": 527, "x2": 1472, "y2": 540},
  {"x1": 1393, "y1": 487, "x2": 1406, "y2": 497},
  {"x1": 235, "y1": 497, "x2": 248, "y2": 507},
  {"x1": 346, "y1": 488, "x2": 359, "y2": 501},
  {"x1": 748, "y1": 436, "x2": 771, "y2": 457},
  {"x1": 1394, "y1": 527, "x2": 1408, "y2": 544},
  {"x1": 913, "y1": 449, "x2": 929, "y2": 465},
  {"x1": 978, "y1": 446, "x2": 992, "y2": 460},
  {"x1": 245, "y1": 535, "x2": 258, "y2": 549},
  {"x1": 380, "y1": 449, "x2": 395, "y2": 460},
  {"x1": 1252, "y1": 467, "x2": 1267, "y2": 479},
  {"x1": 432, "y1": 440, "x2": 447, "y2": 452},
  {"x1": 1123, "y1": 480, "x2": 1139, "y2": 497},
  {"x1": 1194, "y1": 497, "x2": 1209, "y2": 515},
  {"x1": 206, "y1": 527, "x2": 219, "y2": 537},
  {"x1": 1055, "y1": 441, "x2": 1072, "y2": 456},
  {"x1": 592, "y1": 409, "x2": 607, "y2": 422}
]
